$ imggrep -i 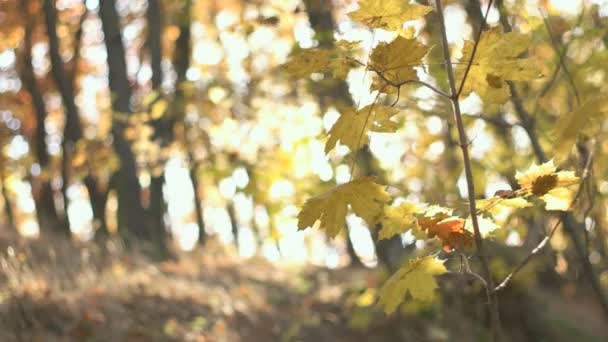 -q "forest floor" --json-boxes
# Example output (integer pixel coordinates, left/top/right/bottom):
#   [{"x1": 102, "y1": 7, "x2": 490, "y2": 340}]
[{"x1": 1, "y1": 232, "x2": 607, "y2": 341}]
